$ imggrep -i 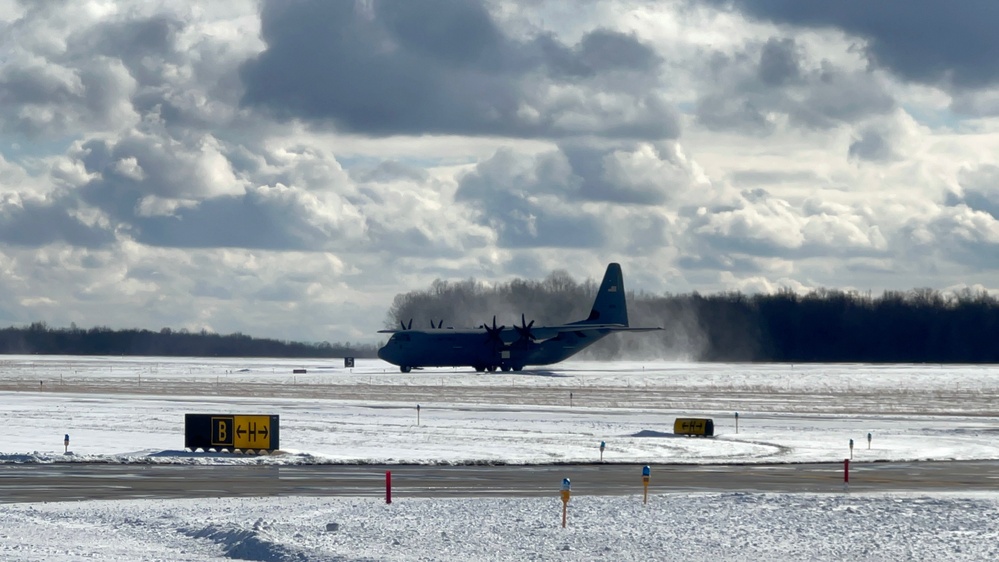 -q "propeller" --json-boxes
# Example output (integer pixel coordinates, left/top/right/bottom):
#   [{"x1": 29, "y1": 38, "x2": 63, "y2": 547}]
[
  {"x1": 400, "y1": 319, "x2": 413, "y2": 330},
  {"x1": 430, "y1": 319, "x2": 444, "y2": 329},
  {"x1": 514, "y1": 313, "x2": 536, "y2": 342},
  {"x1": 483, "y1": 315, "x2": 505, "y2": 344}
]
